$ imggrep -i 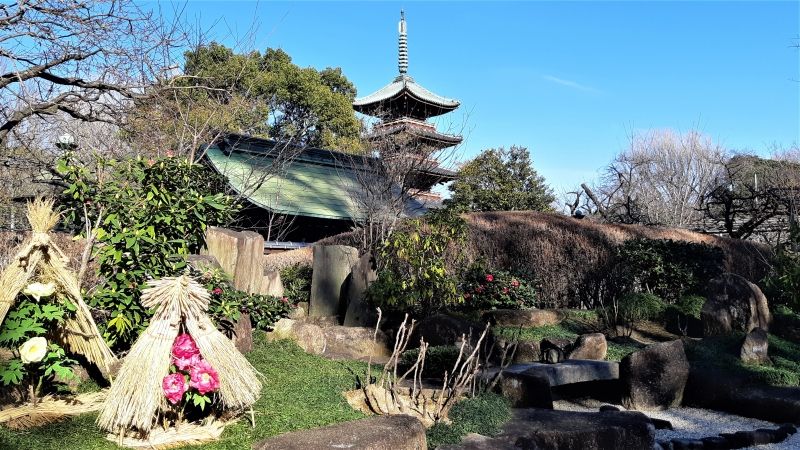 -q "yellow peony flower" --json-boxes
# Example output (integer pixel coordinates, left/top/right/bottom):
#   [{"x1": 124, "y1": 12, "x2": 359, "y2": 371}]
[
  {"x1": 22, "y1": 282, "x2": 56, "y2": 301},
  {"x1": 19, "y1": 337, "x2": 48, "y2": 364}
]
